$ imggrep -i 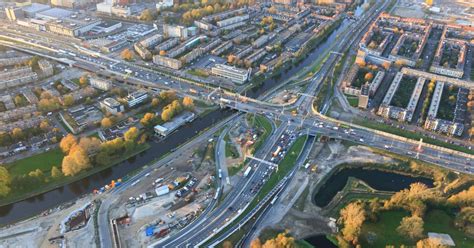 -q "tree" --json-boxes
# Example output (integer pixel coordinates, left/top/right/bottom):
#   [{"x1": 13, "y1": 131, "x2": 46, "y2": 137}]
[
  {"x1": 384, "y1": 182, "x2": 439, "y2": 217},
  {"x1": 29, "y1": 168, "x2": 44, "y2": 178},
  {"x1": 382, "y1": 61, "x2": 391, "y2": 70},
  {"x1": 416, "y1": 238, "x2": 447, "y2": 248},
  {"x1": 397, "y1": 215, "x2": 424, "y2": 240},
  {"x1": 140, "y1": 9, "x2": 155, "y2": 21},
  {"x1": 77, "y1": 137, "x2": 101, "y2": 155},
  {"x1": 161, "y1": 108, "x2": 174, "y2": 122},
  {"x1": 0, "y1": 166, "x2": 11, "y2": 197},
  {"x1": 124, "y1": 127, "x2": 139, "y2": 142},
  {"x1": 182, "y1": 96, "x2": 194, "y2": 110},
  {"x1": 63, "y1": 95, "x2": 74, "y2": 107},
  {"x1": 14, "y1": 95, "x2": 27, "y2": 107},
  {"x1": 339, "y1": 202, "x2": 366, "y2": 244},
  {"x1": 448, "y1": 186, "x2": 474, "y2": 207},
  {"x1": 121, "y1": 48, "x2": 134, "y2": 61},
  {"x1": 222, "y1": 241, "x2": 233, "y2": 248},
  {"x1": 140, "y1": 113, "x2": 155, "y2": 127},
  {"x1": 79, "y1": 75, "x2": 89, "y2": 87},
  {"x1": 364, "y1": 72, "x2": 374, "y2": 81},
  {"x1": 261, "y1": 232, "x2": 295, "y2": 248},
  {"x1": 151, "y1": 97, "x2": 160, "y2": 108},
  {"x1": 101, "y1": 117, "x2": 113, "y2": 128},
  {"x1": 60, "y1": 134, "x2": 78, "y2": 153},
  {"x1": 227, "y1": 54, "x2": 237, "y2": 64},
  {"x1": 250, "y1": 238, "x2": 262, "y2": 248},
  {"x1": 40, "y1": 120, "x2": 50, "y2": 131},
  {"x1": 159, "y1": 90, "x2": 177, "y2": 104},
  {"x1": 0, "y1": 132, "x2": 12, "y2": 147},
  {"x1": 51, "y1": 166, "x2": 62, "y2": 178},
  {"x1": 62, "y1": 147, "x2": 91, "y2": 176},
  {"x1": 11, "y1": 128, "x2": 24, "y2": 141}
]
